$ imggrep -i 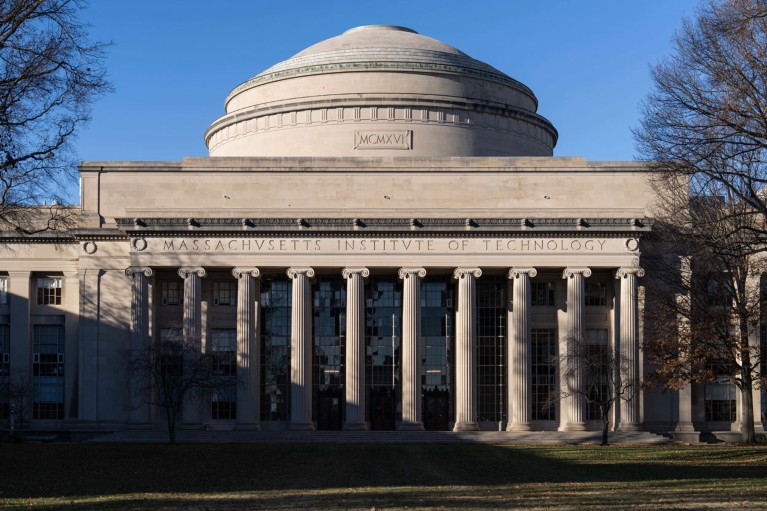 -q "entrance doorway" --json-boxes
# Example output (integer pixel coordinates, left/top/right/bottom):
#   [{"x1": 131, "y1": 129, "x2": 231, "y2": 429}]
[
  {"x1": 423, "y1": 388, "x2": 450, "y2": 430},
  {"x1": 316, "y1": 388, "x2": 343, "y2": 430},
  {"x1": 369, "y1": 387, "x2": 396, "y2": 430}
]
